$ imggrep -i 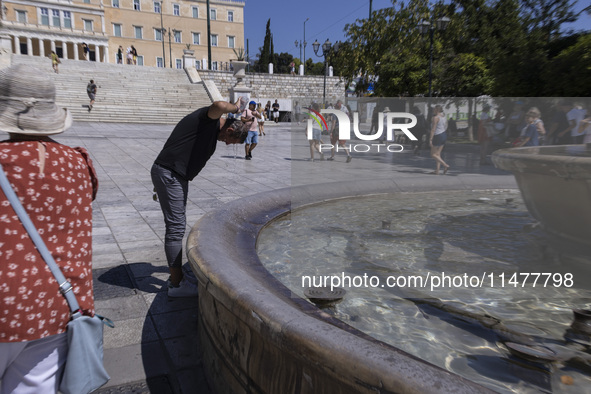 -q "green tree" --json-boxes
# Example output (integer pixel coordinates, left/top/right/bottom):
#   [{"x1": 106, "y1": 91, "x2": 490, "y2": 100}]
[
  {"x1": 255, "y1": 19, "x2": 273, "y2": 72},
  {"x1": 275, "y1": 52, "x2": 295, "y2": 74},
  {"x1": 543, "y1": 33, "x2": 591, "y2": 96},
  {"x1": 336, "y1": 0, "x2": 589, "y2": 97}
]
